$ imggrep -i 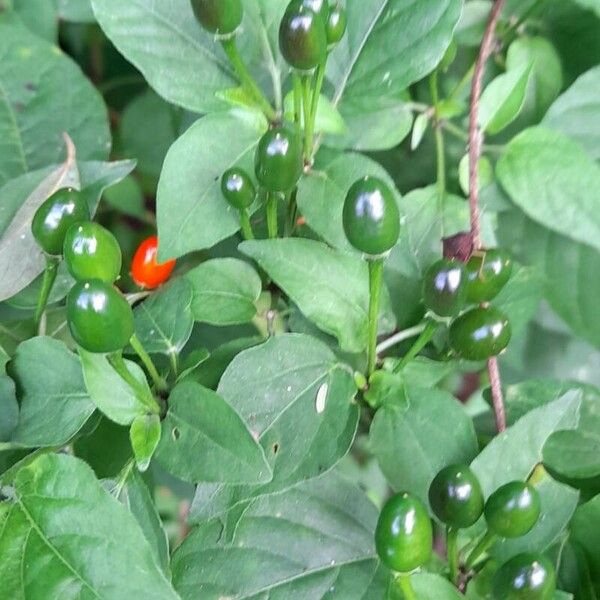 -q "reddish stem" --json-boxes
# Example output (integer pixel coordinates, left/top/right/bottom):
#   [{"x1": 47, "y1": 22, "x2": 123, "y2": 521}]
[{"x1": 469, "y1": 0, "x2": 508, "y2": 433}]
